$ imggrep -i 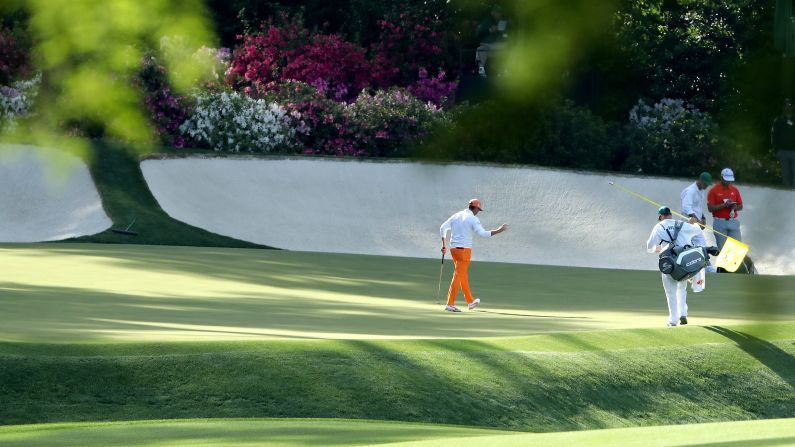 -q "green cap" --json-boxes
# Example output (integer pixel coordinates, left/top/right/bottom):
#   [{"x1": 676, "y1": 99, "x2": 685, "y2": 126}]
[
  {"x1": 699, "y1": 171, "x2": 712, "y2": 184},
  {"x1": 658, "y1": 206, "x2": 671, "y2": 215}
]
